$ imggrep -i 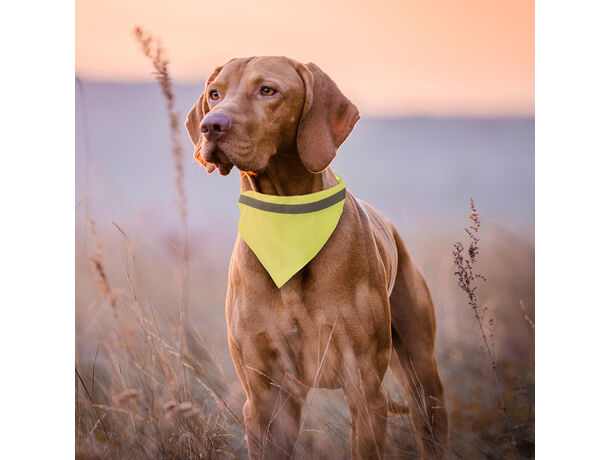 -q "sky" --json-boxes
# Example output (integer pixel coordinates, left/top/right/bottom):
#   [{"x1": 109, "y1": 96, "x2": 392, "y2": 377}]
[{"x1": 76, "y1": 0, "x2": 534, "y2": 117}]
